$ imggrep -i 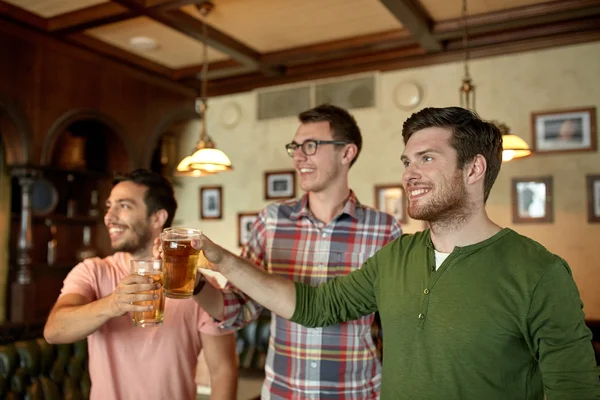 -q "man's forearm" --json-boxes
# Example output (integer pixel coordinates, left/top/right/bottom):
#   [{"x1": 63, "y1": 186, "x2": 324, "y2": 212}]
[
  {"x1": 44, "y1": 296, "x2": 117, "y2": 344},
  {"x1": 194, "y1": 284, "x2": 225, "y2": 321},
  {"x1": 221, "y1": 253, "x2": 296, "y2": 319},
  {"x1": 209, "y1": 373, "x2": 238, "y2": 400}
]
